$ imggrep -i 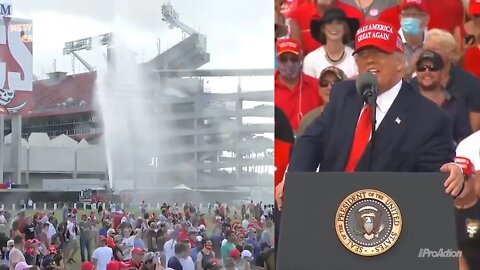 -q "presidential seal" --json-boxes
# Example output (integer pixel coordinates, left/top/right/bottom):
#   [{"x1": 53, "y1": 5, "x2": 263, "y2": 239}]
[{"x1": 335, "y1": 189, "x2": 402, "y2": 256}]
